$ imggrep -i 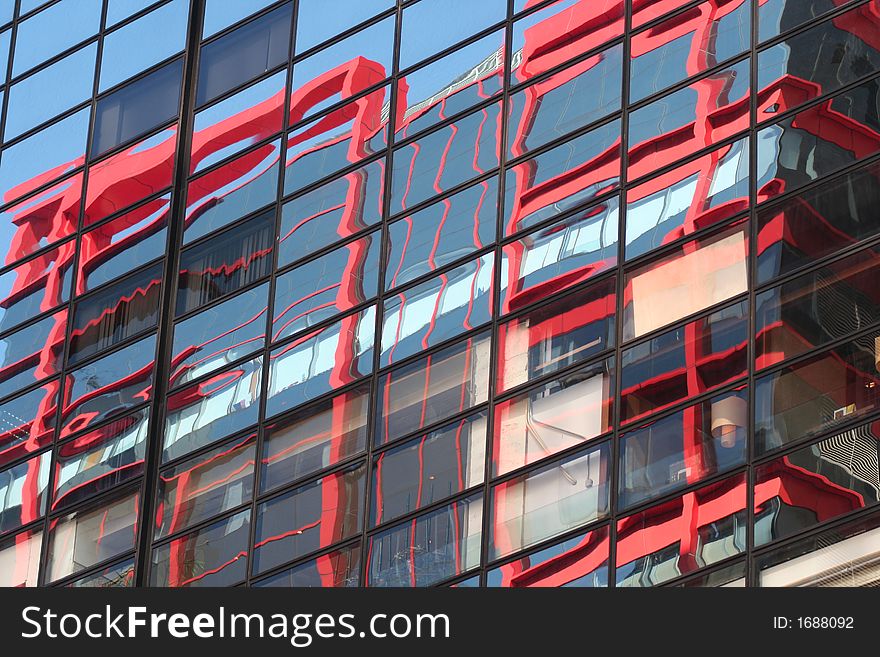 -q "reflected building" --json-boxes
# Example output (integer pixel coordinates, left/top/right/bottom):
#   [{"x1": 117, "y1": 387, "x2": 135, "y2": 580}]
[{"x1": 0, "y1": 0, "x2": 879, "y2": 588}]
